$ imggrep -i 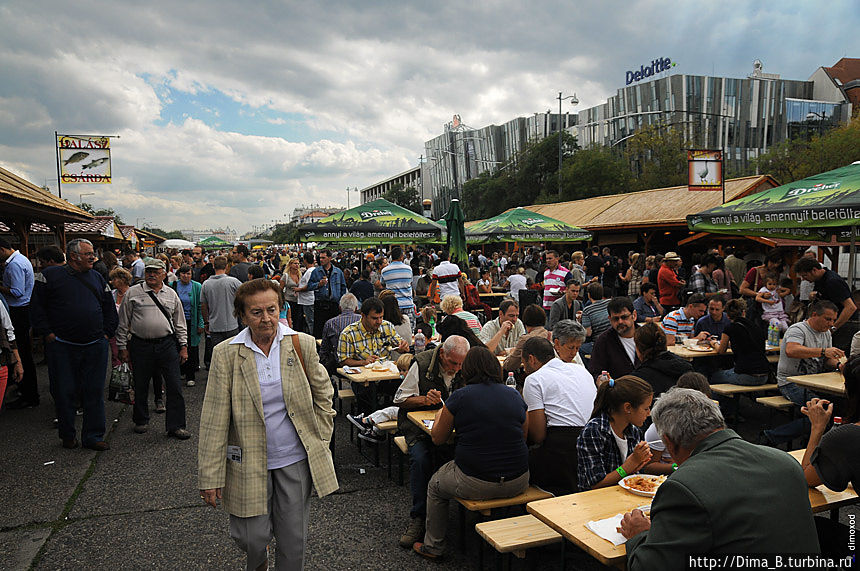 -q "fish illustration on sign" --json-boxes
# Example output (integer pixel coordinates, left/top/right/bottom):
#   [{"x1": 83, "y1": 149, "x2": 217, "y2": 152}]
[
  {"x1": 81, "y1": 158, "x2": 109, "y2": 170},
  {"x1": 63, "y1": 152, "x2": 89, "y2": 166}
]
